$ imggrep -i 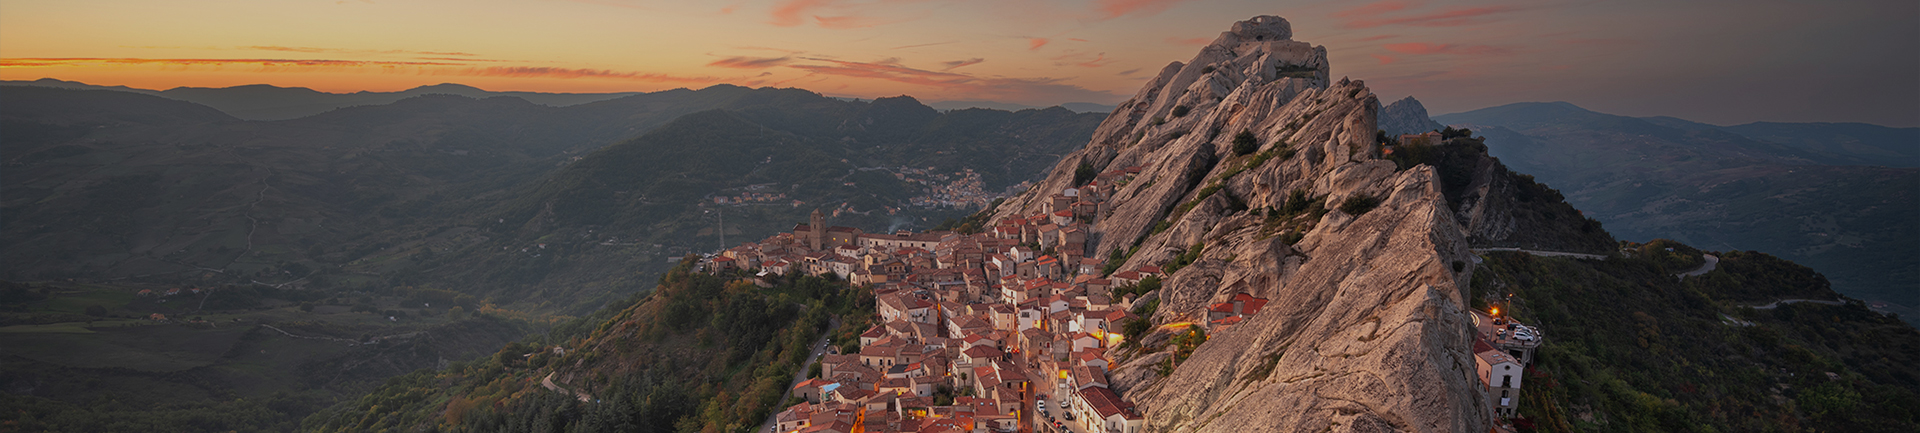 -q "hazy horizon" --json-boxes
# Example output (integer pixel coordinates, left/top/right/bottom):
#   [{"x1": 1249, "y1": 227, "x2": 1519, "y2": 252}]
[{"x1": 3, "y1": 0, "x2": 1916, "y2": 126}]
